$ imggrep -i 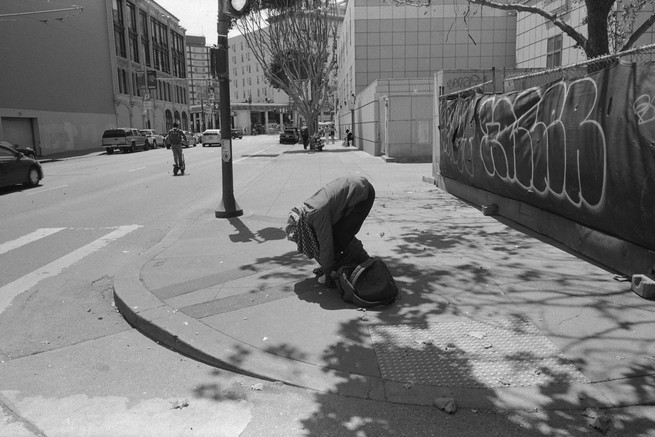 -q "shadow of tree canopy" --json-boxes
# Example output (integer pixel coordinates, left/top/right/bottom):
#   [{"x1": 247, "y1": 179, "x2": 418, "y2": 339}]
[{"x1": 194, "y1": 181, "x2": 655, "y2": 435}]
